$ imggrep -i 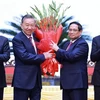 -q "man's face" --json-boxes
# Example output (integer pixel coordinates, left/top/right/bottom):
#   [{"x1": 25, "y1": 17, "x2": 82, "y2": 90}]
[
  {"x1": 68, "y1": 24, "x2": 82, "y2": 40},
  {"x1": 21, "y1": 18, "x2": 36, "y2": 36}
]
